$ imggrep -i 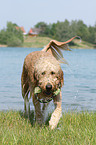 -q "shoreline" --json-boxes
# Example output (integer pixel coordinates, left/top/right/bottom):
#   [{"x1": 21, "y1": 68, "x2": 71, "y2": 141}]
[
  {"x1": 0, "y1": 45, "x2": 95, "y2": 49},
  {"x1": 0, "y1": 44, "x2": 7, "y2": 47}
]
